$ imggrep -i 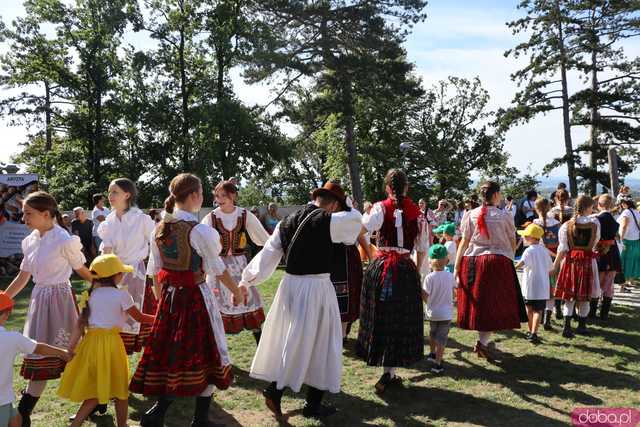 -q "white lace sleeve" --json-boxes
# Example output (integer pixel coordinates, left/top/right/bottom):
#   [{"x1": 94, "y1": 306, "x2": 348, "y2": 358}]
[
  {"x1": 241, "y1": 224, "x2": 284, "y2": 287},
  {"x1": 246, "y1": 210, "x2": 271, "y2": 246},
  {"x1": 146, "y1": 228, "x2": 161, "y2": 276},
  {"x1": 191, "y1": 224, "x2": 227, "y2": 276},
  {"x1": 61, "y1": 236, "x2": 86, "y2": 270},
  {"x1": 558, "y1": 222, "x2": 569, "y2": 253},
  {"x1": 330, "y1": 209, "x2": 363, "y2": 244}
]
